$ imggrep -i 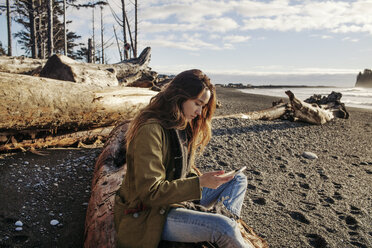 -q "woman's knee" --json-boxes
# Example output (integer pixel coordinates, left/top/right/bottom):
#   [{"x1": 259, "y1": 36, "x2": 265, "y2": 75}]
[
  {"x1": 234, "y1": 172, "x2": 247, "y2": 187},
  {"x1": 212, "y1": 215, "x2": 244, "y2": 246}
]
